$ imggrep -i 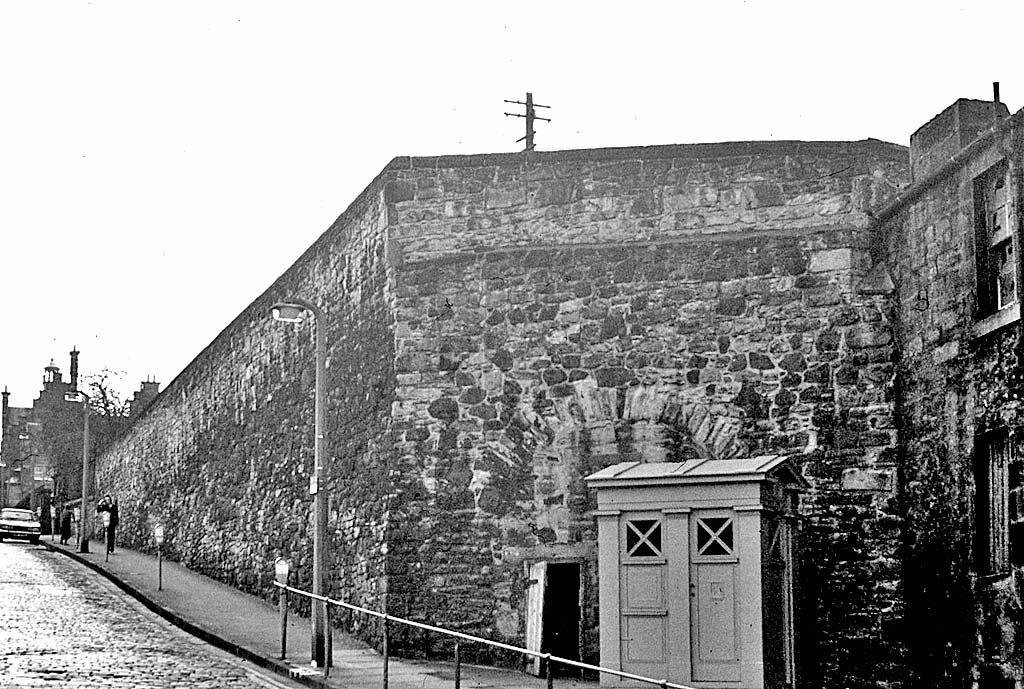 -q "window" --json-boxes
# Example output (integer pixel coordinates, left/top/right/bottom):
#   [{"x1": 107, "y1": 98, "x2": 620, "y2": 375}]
[
  {"x1": 625, "y1": 519, "x2": 663, "y2": 558},
  {"x1": 975, "y1": 164, "x2": 1016, "y2": 317},
  {"x1": 974, "y1": 430, "x2": 1024, "y2": 573},
  {"x1": 696, "y1": 517, "x2": 735, "y2": 557}
]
